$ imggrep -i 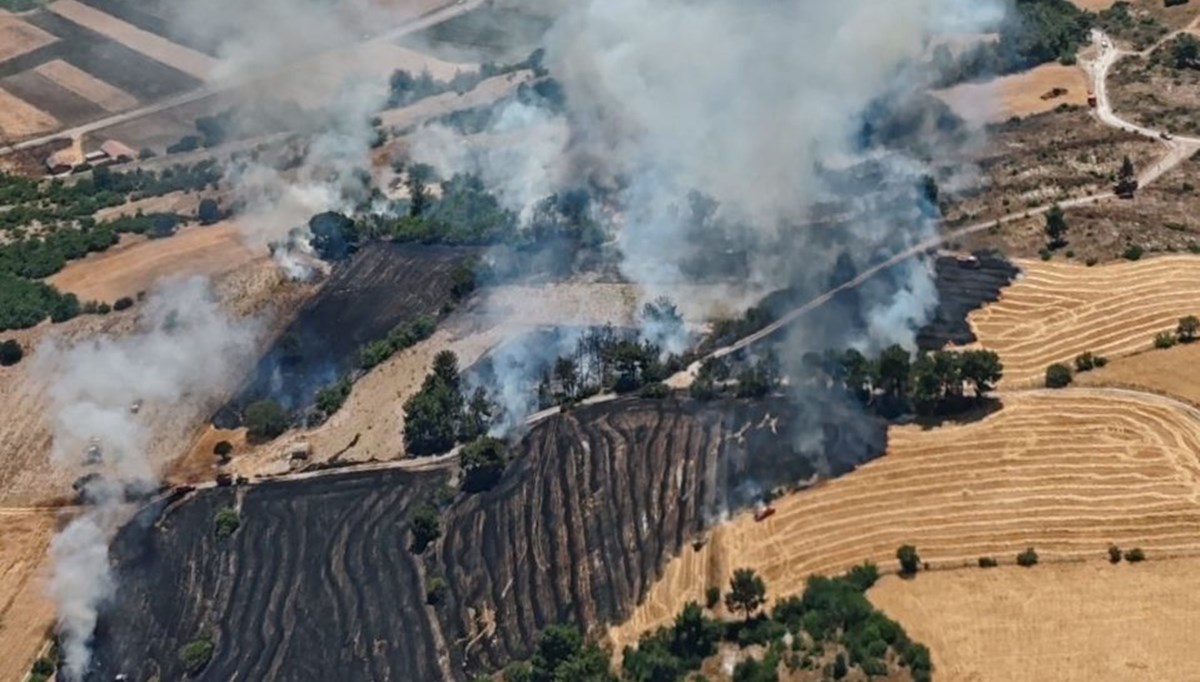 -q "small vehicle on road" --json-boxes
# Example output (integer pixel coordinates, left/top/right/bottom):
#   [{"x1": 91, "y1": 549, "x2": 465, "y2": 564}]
[{"x1": 1160, "y1": 131, "x2": 1174, "y2": 141}]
